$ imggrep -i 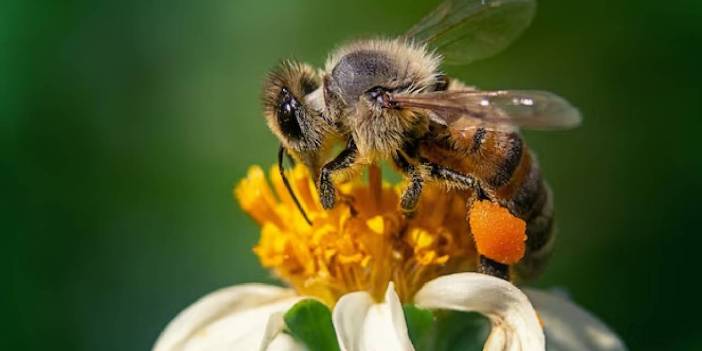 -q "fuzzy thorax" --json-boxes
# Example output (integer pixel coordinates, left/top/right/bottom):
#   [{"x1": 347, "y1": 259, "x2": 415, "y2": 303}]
[{"x1": 321, "y1": 38, "x2": 442, "y2": 160}]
